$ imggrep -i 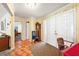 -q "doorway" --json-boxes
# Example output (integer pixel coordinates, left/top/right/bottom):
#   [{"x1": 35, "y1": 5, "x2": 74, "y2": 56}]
[
  {"x1": 14, "y1": 22, "x2": 22, "y2": 41},
  {"x1": 35, "y1": 22, "x2": 41, "y2": 41}
]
